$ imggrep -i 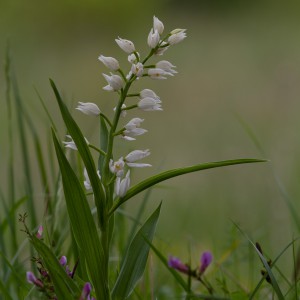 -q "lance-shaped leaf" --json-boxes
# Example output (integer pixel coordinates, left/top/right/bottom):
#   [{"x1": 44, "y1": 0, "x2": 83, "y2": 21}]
[
  {"x1": 30, "y1": 235, "x2": 79, "y2": 299},
  {"x1": 52, "y1": 130, "x2": 109, "y2": 299},
  {"x1": 50, "y1": 79, "x2": 106, "y2": 229},
  {"x1": 109, "y1": 158, "x2": 267, "y2": 214},
  {"x1": 112, "y1": 203, "x2": 161, "y2": 299}
]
